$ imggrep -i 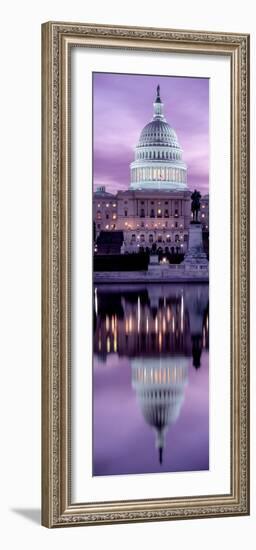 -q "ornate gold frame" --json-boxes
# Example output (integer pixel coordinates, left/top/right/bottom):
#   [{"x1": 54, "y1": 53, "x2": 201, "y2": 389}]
[{"x1": 42, "y1": 21, "x2": 250, "y2": 527}]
